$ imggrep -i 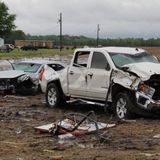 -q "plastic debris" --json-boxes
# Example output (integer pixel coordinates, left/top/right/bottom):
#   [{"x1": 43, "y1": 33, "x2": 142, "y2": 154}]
[
  {"x1": 153, "y1": 134, "x2": 160, "y2": 139},
  {"x1": 35, "y1": 111, "x2": 116, "y2": 141}
]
